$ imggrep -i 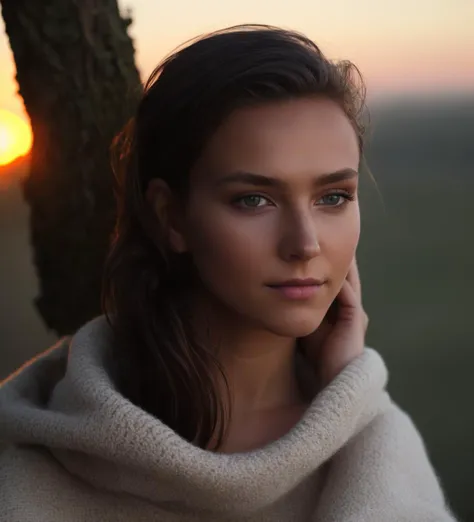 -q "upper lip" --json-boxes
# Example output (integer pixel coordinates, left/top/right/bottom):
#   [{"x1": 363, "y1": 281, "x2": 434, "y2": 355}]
[{"x1": 267, "y1": 278, "x2": 326, "y2": 287}]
